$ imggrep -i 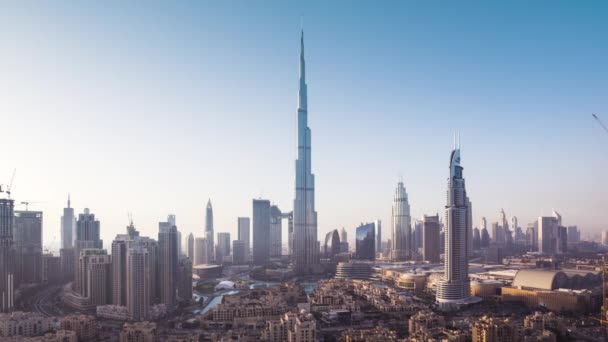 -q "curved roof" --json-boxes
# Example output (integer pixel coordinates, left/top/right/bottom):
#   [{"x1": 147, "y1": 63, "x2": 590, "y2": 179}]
[{"x1": 512, "y1": 270, "x2": 566, "y2": 290}]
